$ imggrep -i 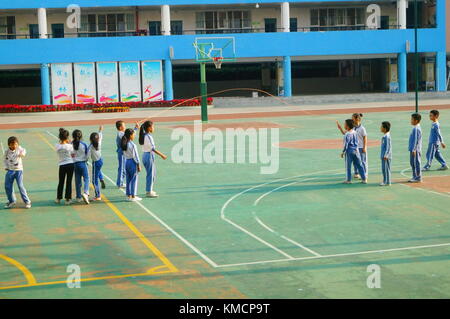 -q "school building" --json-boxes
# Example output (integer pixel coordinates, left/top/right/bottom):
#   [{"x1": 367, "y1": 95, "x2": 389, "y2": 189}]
[{"x1": 0, "y1": 0, "x2": 447, "y2": 105}]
